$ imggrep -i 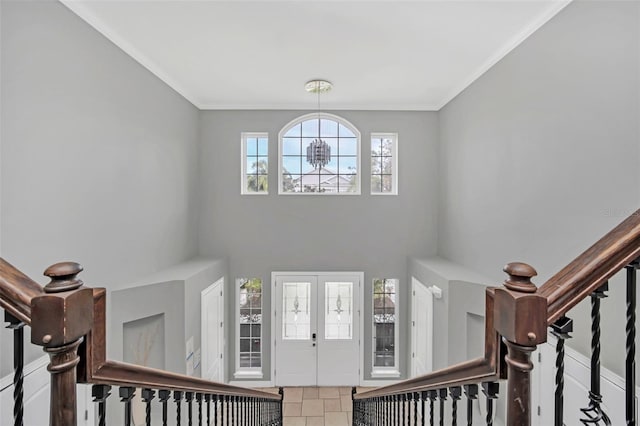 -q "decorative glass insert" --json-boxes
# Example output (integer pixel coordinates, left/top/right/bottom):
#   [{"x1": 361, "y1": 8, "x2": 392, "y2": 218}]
[
  {"x1": 371, "y1": 134, "x2": 397, "y2": 194},
  {"x1": 282, "y1": 282, "x2": 311, "y2": 340},
  {"x1": 324, "y1": 282, "x2": 353, "y2": 340},
  {"x1": 280, "y1": 114, "x2": 360, "y2": 194},
  {"x1": 239, "y1": 278, "x2": 262, "y2": 368},
  {"x1": 373, "y1": 278, "x2": 397, "y2": 367},
  {"x1": 242, "y1": 133, "x2": 268, "y2": 194}
]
